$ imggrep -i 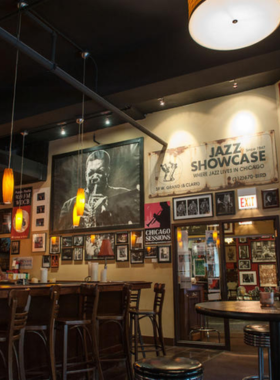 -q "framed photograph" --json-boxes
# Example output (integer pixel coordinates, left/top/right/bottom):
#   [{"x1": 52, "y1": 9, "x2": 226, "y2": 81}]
[
  {"x1": 261, "y1": 189, "x2": 279, "y2": 209},
  {"x1": 238, "y1": 259, "x2": 251, "y2": 270},
  {"x1": 158, "y1": 246, "x2": 171, "y2": 263},
  {"x1": 37, "y1": 205, "x2": 45, "y2": 214},
  {"x1": 251, "y1": 240, "x2": 276, "y2": 263},
  {"x1": 0, "y1": 237, "x2": 11, "y2": 254},
  {"x1": 61, "y1": 248, "x2": 73, "y2": 261},
  {"x1": 36, "y1": 218, "x2": 45, "y2": 227},
  {"x1": 208, "y1": 278, "x2": 220, "y2": 292},
  {"x1": 239, "y1": 271, "x2": 257, "y2": 286},
  {"x1": 37, "y1": 192, "x2": 45, "y2": 201},
  {"x1": 85, "y1": 233, "x2": 115, "y2": 260},
  {"x1": 116, "y1": 245, "x2": 129, "y2": 262},
  {"x1": 73, "y1": 235, "x2": 84, "y2": 247},
  {"x1": 224, "y1": 223, "x2": 234, "y2": 234},
  {"x1": 194, "y1": 258, "x2": 206, "y2": 276},
  {"x1": 225, "y1": 246, "x2": 236, "y2": 262},
  {"x1": 116, "y1": 232, "x2": 128, "y2": 244},
  {"x1": 10, "y1": 240, "x2": 20, "y2": 255},
  {"x1": 62, "y1": 236, "x2": 73, "y2": 247},
  {"x1": 239, "y1": 237, "x2": 247, "y2": 244},
  {"x1": 50, "y1": 237, "x2": 61, "y2": 254},
  {"x1": 144, "y1": 246, "x2": 158, "y2": 259},
  {"x1": 73, "y1": 247, "x2": 83, "y2": 261},
  {"x1": 50, "y1": 138, "x2": 144, "y2": 234},
  {"x1": 50, "y1": 254, "x2": 59, "y2": 268},
  {"x1": 130, "y1": 230, "x2": 144, "y2": 249},
  {"x1": 42, "y1": 255, "x2": 50, "y2": 268},
  {"x1": 215, "y1": 191, "x2": 235, "y2": 216},
  {"x1": 32, "y1": 233, "x2": 46, "y2": 252},
  {"x1": 259, "y1": 264, "x2": 277, "y2": 287},
  {"x1": 0, "y1": 208, "x2": 12, "y2": 234},
  {"x1": 239, "y1": 245, "x2": 249, "y2": 259},
  {"x1": 131, "y1": 250, "x2": 144, "y2": 264},
  {"x1": 173, "y1": 194, "x2": 213, "y2": 220}
]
